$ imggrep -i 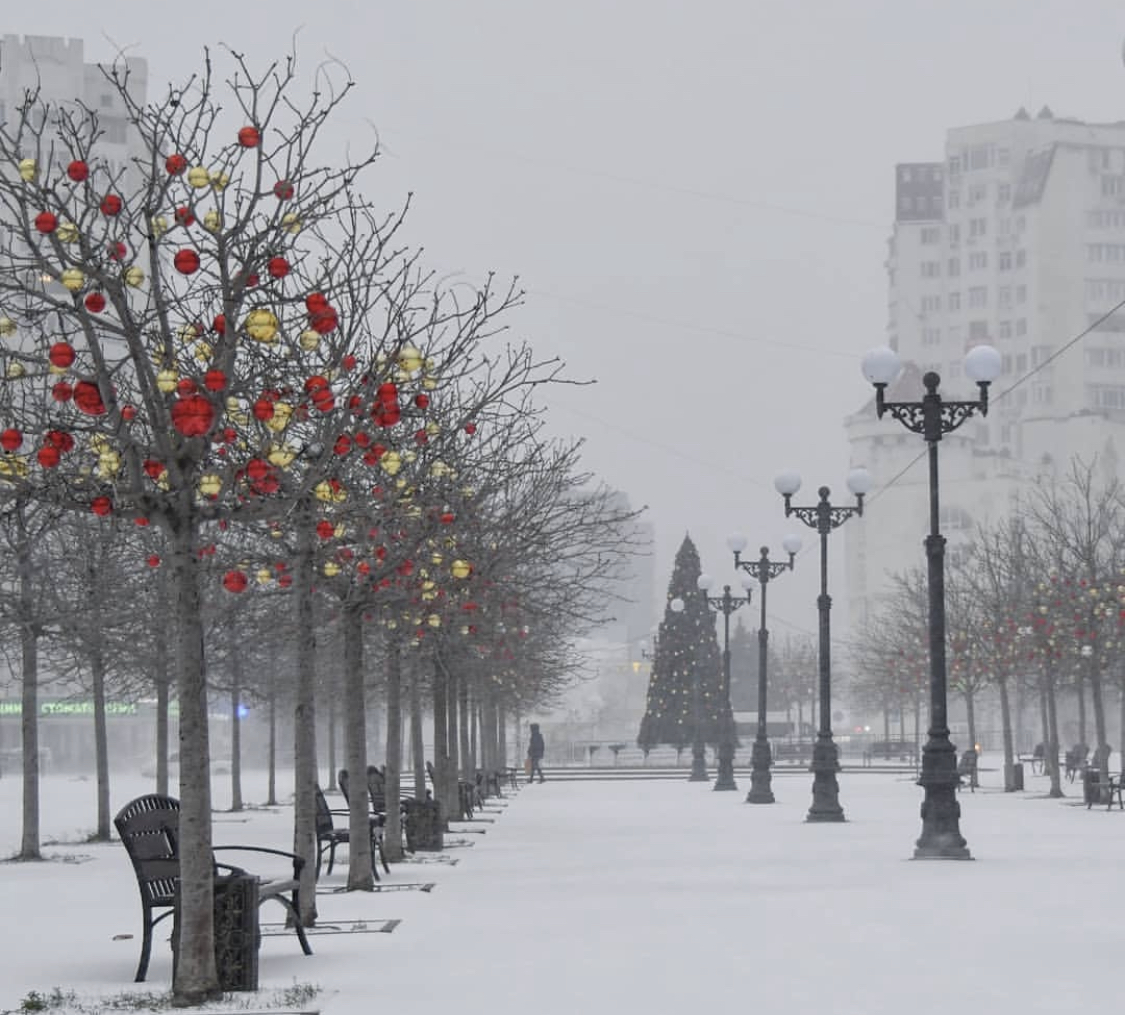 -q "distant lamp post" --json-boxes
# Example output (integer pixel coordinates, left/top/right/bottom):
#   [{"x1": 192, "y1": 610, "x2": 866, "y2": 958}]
[
  {"x1": 727, "y1": 534, "x2": 803, "y2": 803},
  {"x1": 861, "y1": 342, "x2": 1000, "y2": 859},
  {"x1": 696, "y1": 573, "x2": 753, "y2": 791},
  {"x1": 777, "y1": 466, "x2": 872, "y2": 822}
]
